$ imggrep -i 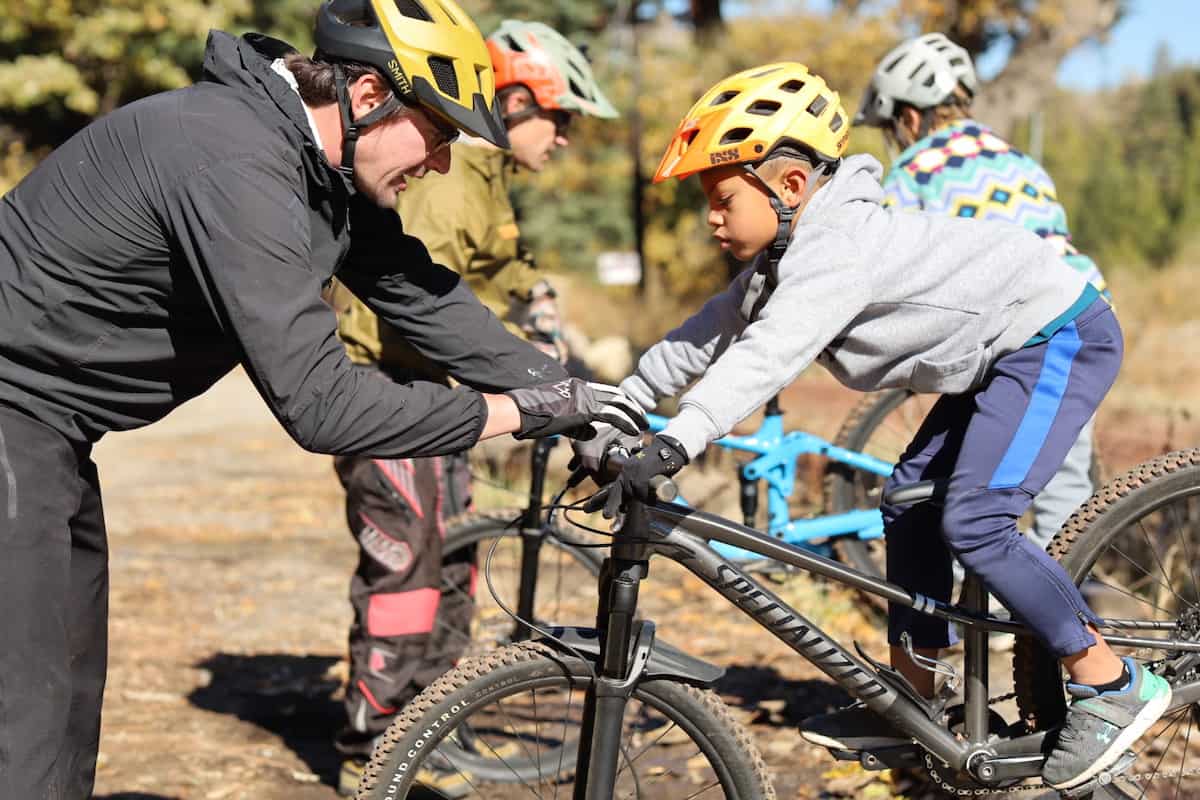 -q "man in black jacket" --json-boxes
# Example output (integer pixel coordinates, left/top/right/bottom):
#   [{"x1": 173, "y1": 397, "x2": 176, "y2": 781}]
[{"x1": 0, "y1": 2, "x2": 641, "y2": 797}]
